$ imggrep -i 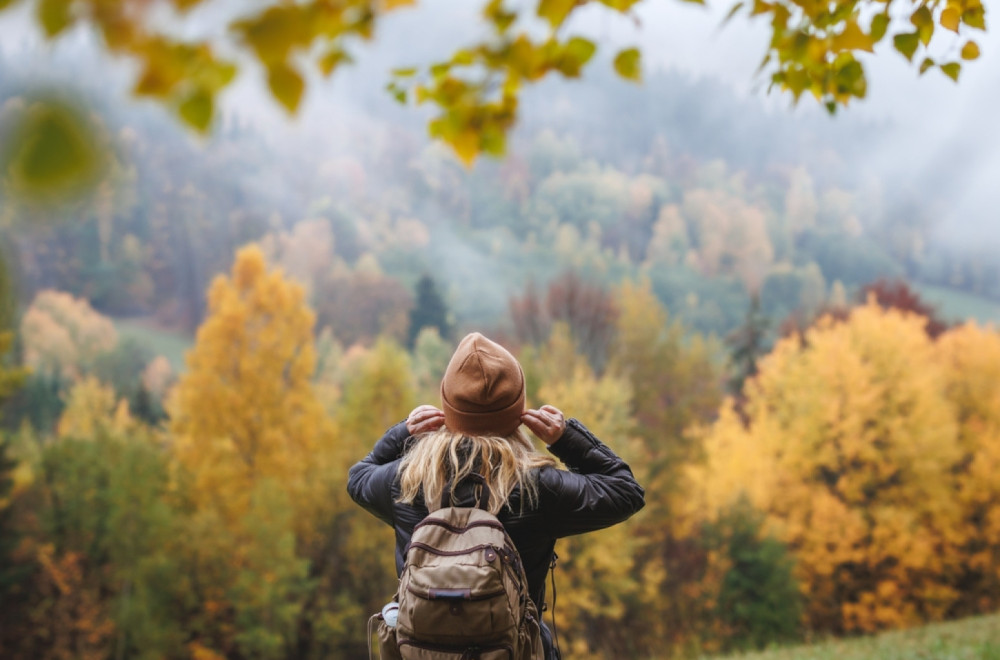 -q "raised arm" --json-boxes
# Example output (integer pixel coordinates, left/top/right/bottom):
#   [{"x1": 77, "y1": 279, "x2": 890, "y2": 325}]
[
  {"x1": 536, "y1": 417, "x2": 645, "y2": 538},
  {"x1": 346, "y1": 421, "x2": 410, "y2": 527},
  {"x1": 346, "y1": 405, "x2": 445, "y2": 527}
]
